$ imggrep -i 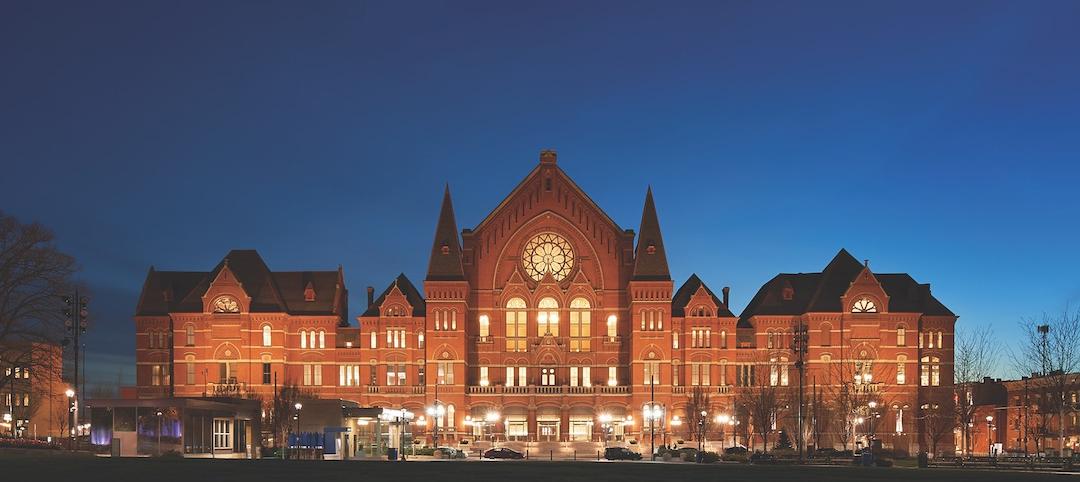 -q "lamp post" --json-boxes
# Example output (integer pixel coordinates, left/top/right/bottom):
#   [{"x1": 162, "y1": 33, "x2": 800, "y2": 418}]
[
  {"x1": 645, "y1": 403, "x2": 662, "y2": 461},
  {"x1": 293, "y1": 402, "x2": 302, "y2": 460},
  {"x1": 697, "y1": 410, "x2": 708, "y2": 455},
  {"x1": 716, "y1": 414, "x2": 730, "y2": 451},
  {"x1": 65, "y1": 388, "x2": 75, "y2": 450},
  {"x1": 986, "y1": 415, "x2": 994, "y2": 457},
  {"x1": 156, "y1": 410, "x2": 163, "y2": 456},
  {"x1": 426, "y1": 403, "x2": 445, "y2": 448},
  {"x1": 598, "y1": 414, "x2": 612, "y2": 446},
  {"x1": 62, "y1": 291, "x2": 89, "y2": 443},
  {"x1": 486, "y1": 411, "x2": 500, "y2": 448},
  {"x1": 868, "y1": 401, "x2": 878, "y2": 443}
]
